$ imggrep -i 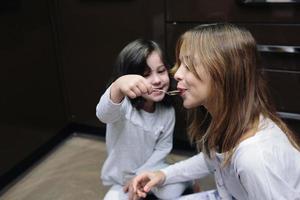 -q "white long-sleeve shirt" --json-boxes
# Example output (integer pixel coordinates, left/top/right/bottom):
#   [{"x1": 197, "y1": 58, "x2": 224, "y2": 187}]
[
  {"x1": 161, "y1": 117, "x2": 300, "y2": 199},
  {"x1": 96, "y1": 87, "x2": 175, "y2": 186}
]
